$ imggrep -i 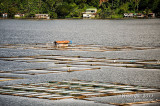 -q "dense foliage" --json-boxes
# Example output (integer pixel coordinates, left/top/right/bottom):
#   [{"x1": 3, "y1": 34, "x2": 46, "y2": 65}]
[{"x1": 0, "y1": 0, "x2": 160, "y2": 18}]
